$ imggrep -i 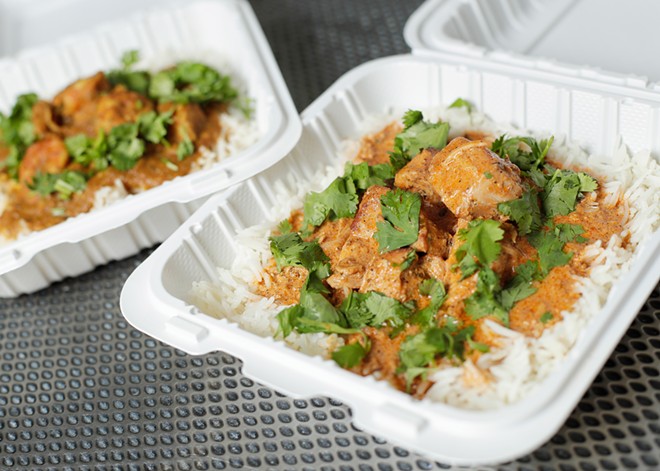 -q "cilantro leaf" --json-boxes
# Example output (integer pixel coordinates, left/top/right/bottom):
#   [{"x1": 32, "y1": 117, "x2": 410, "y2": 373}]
[
  {"x1": 540, "y1": 312, "x2": 554, "y2": 324},
  {"x1": 491, "y1": 135, "x2": 553, "y2": 172},
  {"x1": 528, "y1": 230, "x2": 573, "y2": 276},
  {"x1": 29, "y1": 170, "x2": 88, "y2": 199},
  {"x1": 149, "y1": 62, "x2": 238, "y2": 105},
  {"x1": 411, "y1": 278, "x2": 447, "y2": 327},
  {"x1": 393, "y1": 249, "x2": 416, "y2": 270},
  {"x1": 303, "y1": 176, "x2": 359, "y2": 229},
  {"x1": 454, "y1": 219, "x2": 504, "y2": 278},
  {"x1": 138, "y1": 110, "x2": 173, "y2": 145},
  {"x1": 0, "y1": 92, "x2": 39, "y2": 179},
  {"x1": 542, "y1": 168, "x2": 598, "y2": 217},
  {"x1": 552, "y1": 223, "x2": 588, "y2": 244},
  {"x1": 497, "y1": 188, "x2": 542, "y2": 235},
  {"x1": 277, "y1": 219, "x2": 293, "y2": 234},
  {"x1": 340, "y1": 291, "x2": 414, "y2": 329},
  {"x1": 448, "y1": 98, "x2": 473, "y2": 113},
  {"x1": 374, "y1": 188, "x2": 421, "y2": 253},
  {"x1": 390, "y1": 110, "x2": 449, "y2": 171},
  {"x1": 107, "y1": 50, "x2": 150, "y2": 95},
  {"x1": 464, "y1": 267, "x2": 509, "y2": 325},
  {"x1": 176, "y1": 133, "x2": 195, "y2": 161},
  {"x1": 269, "y1": 232, "x2": 330, "y2": 279},
  {"x1": 65, "y1": 131, "x2": 109, "y2": 170},
  {"x1": 398, "y1": 324, "x2": 473, "y2": 388},
  {"x1": 499, "y1": 274, "x2": 538, "y2": 311},
  {"x1": 344, "y1": 161, "x2": 394, "y2": 190},
  {"x1": 332, "y1": 340, "x2": 371, "y2": 368}
]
